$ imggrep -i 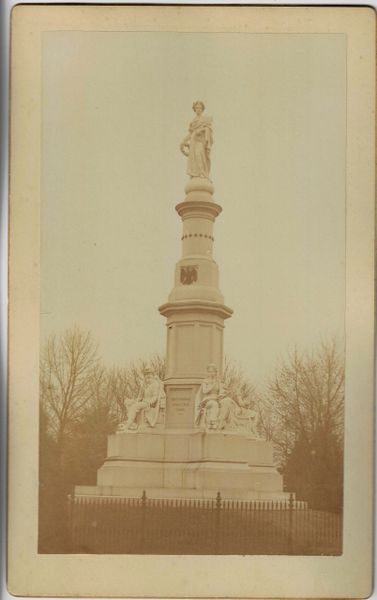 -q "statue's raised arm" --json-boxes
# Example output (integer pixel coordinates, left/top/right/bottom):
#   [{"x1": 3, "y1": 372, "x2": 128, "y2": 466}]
[{"x1": 180, "y1": 101, "x2": 213, "y2": 180}]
